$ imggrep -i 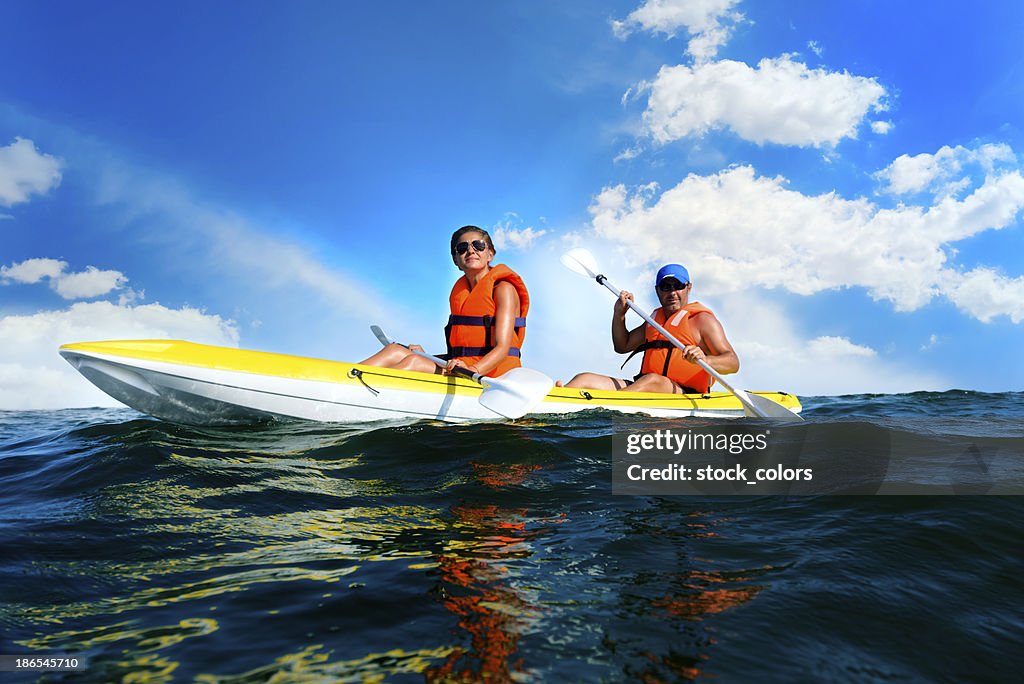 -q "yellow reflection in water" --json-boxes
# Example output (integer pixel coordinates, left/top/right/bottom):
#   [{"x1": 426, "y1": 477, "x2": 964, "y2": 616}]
[
  {"x1": 119, "y1": 654, "x2": 178, "y2": 684},
  {"x1": 21, "y1": 619, "x2": 220, "y2": 683},
  {"x1": 16, "y1": 465, "x2": 452, "y2": 626},
  {"x1": 194, "y1": 644, "x2": 456, "y2": 683},
  {"x1": 11, "y1": 433, "x2": 560, "y2": 680},
  {"x1": 23, "y1": 617, "x2": 218, "y2": 651}
]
